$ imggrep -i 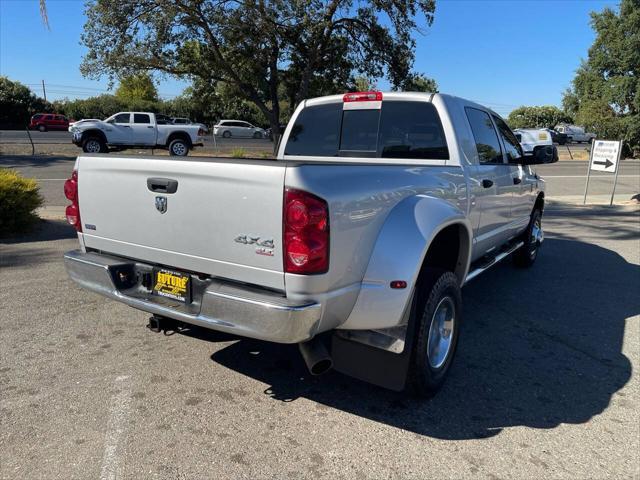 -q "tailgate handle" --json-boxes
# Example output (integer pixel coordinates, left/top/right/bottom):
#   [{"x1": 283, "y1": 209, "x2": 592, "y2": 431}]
[{"x1": 147, "y1": 178, "x2": 178, "y2": 194}]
